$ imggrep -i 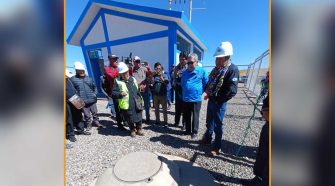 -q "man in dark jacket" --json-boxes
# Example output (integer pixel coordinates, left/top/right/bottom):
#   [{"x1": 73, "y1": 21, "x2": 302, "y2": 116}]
[
  {"x1": 173, "y1": 52, "x2": 188, "y2": 129},
  {"x1": 201, "y1": 41, "x2": 239, "y2": 156},
  {"x1": 71, "y1": 61, "x2": 104, "y2": 131},
  {"x1": 66, "y1": 70, "x2": 90, "y2": 142}
]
